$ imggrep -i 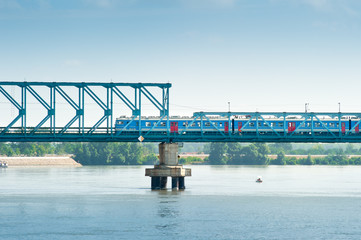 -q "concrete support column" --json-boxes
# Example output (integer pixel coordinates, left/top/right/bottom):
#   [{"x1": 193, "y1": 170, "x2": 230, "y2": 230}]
[
  {"x1": 160, "y1": 177, "x2": 168, "y2": 190},
  {"x1": 151, "y1": 177, "x2": 161, "y2": 190},
  {"x1": 172, "y1": 177, "x2": 179, "y2": 190},
  {"x1": 179, "y1": 177, "x2": 185, "y2": 190},
  {"x1": 159, "y1": 142, "x2": 179, "y2": 165},
  {"x1": 146, "y1": 143, "x2": 191, "y2": 191}
]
